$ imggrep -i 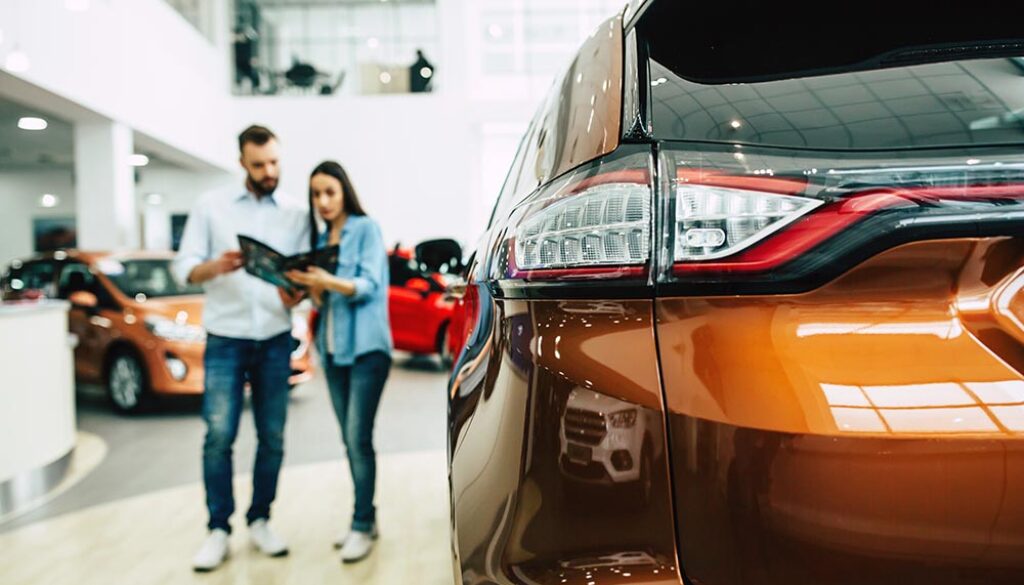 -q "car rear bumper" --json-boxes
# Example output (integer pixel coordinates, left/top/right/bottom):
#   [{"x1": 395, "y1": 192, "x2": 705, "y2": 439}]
[{"x1": 670, "y1": 414, "x2": 1024, "y2": 585}]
